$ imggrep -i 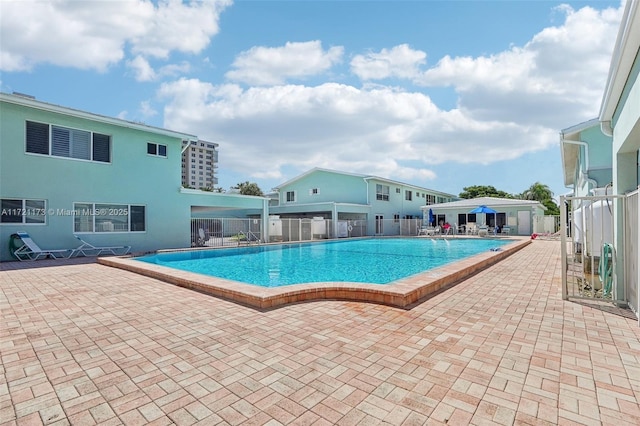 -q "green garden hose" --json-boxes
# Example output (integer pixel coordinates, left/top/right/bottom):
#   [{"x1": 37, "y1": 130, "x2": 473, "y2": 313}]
[{"x1": 598, "y1": 243, "x2": 613, "y2": 298}]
